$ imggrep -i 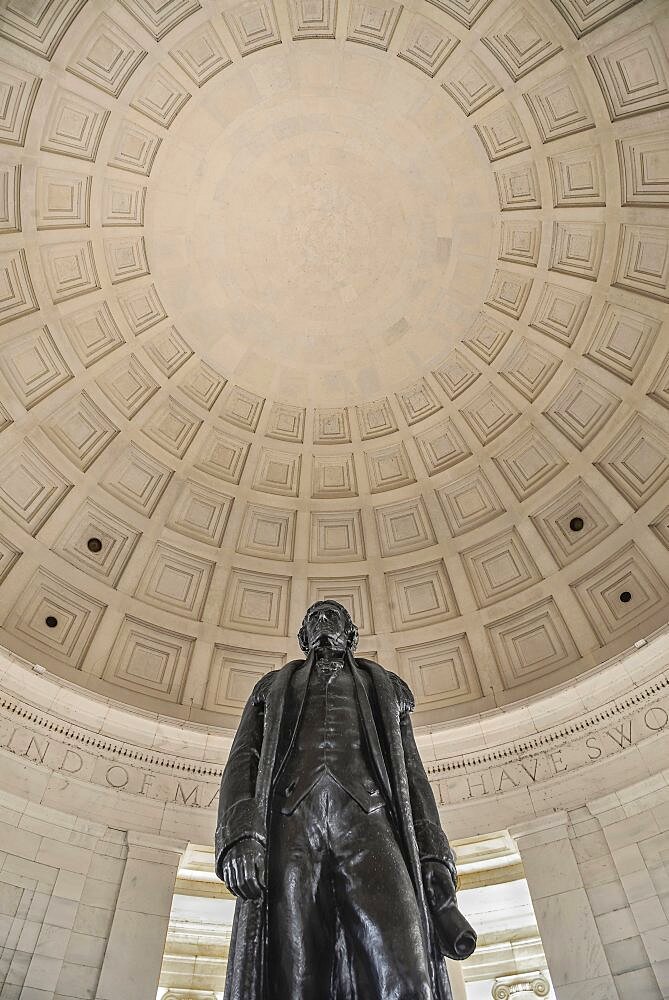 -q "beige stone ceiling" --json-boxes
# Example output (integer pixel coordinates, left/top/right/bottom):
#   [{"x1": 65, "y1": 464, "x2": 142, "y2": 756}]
[{"x1": 0, "y1": 0, "x2": 668, "y2": 729}]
